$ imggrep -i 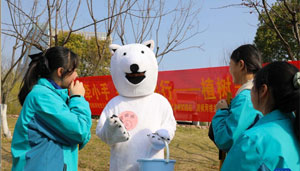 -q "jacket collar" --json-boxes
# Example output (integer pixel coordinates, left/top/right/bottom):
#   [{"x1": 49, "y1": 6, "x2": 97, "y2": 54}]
[
  {"x1": 47, "y1": 78, "x2": 62, "y2": 89},
  {"x1": 235, "y1": 79, "x2": 253, "y2": 96},
  {"x1": 37, "y1": 78, "x2": 69, "y2": 102},
  {"x1": 254, "y1": 109, "x2": 294, "y2": 127}
]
